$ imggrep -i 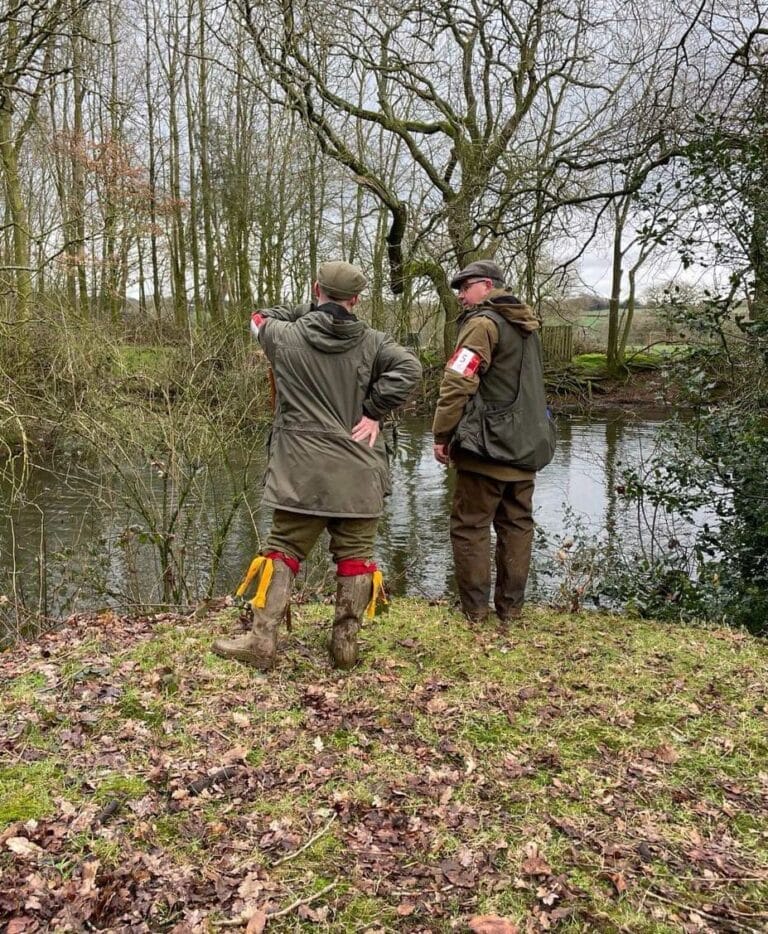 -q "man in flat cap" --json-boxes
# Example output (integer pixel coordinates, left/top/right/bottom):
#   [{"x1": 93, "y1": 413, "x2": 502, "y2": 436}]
[
  {"x1": 213, "y1": 261, "x2": 422, "y2": 670},
  {"x1": 432, "y1": 260, "x2": 555, "y2": 625}
]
